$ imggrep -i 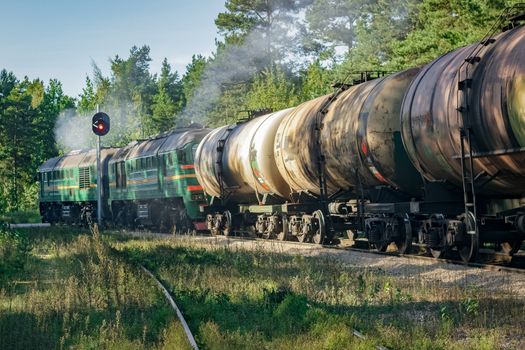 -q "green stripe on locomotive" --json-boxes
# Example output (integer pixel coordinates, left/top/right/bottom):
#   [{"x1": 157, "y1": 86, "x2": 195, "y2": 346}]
[{"x1": 108, "y1": 127, "x2": 211, "y2": 220}]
